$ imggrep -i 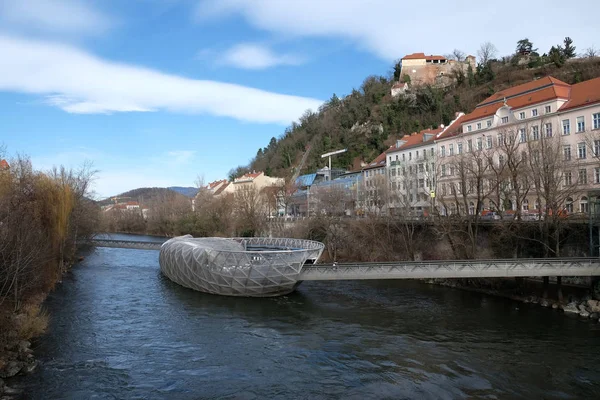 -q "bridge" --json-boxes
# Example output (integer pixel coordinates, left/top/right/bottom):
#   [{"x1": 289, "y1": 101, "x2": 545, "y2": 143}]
[{"x1": 87, "y1": 239, "x2": 600, "y2": 280}]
